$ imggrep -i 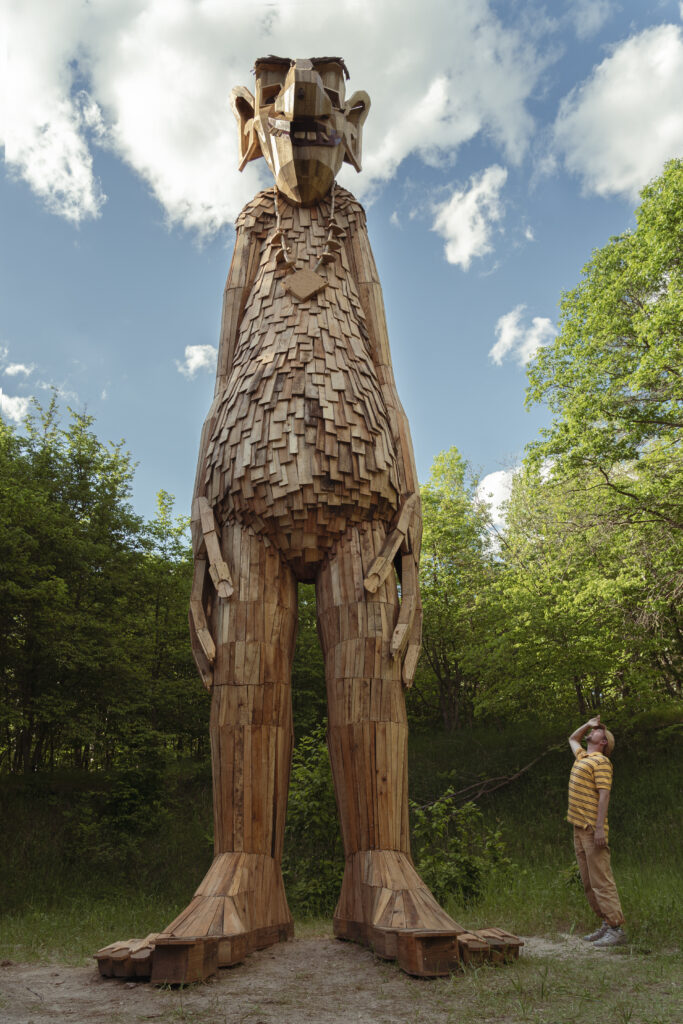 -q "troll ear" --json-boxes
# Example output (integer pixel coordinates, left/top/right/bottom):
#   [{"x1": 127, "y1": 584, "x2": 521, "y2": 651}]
[
  {"x1": 342, "y1": 90, "x2": 371, "y2": 171},
  {"x1": 230, "y1": 86, "x2": 262, "y2": 171}
]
